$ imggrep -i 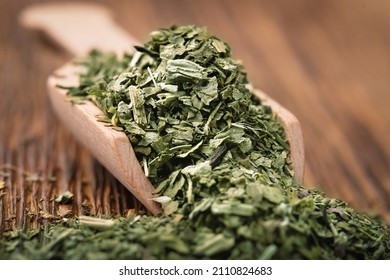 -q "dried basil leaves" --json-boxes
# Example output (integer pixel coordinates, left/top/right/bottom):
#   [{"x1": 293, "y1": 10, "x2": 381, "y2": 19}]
[{"x1": 1, "y1": 25, "x2": 389, "y2": 259}]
